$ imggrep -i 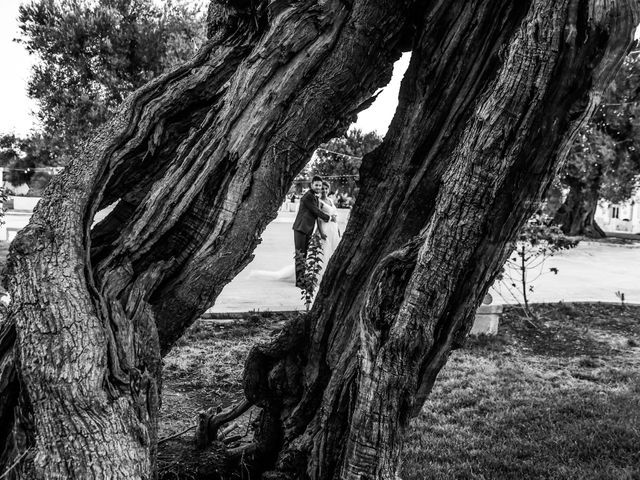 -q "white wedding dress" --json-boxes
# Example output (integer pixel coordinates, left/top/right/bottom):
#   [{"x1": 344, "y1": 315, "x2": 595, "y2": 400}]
[
  {"x1": 248, "y1": 263, "x2": 296, "y2": 282},
  {"x1": 317, "y1": 198, "x2": 340, "y2": 270},
  {"x1": 249, "y1": 197, "x2": 340, "y2": 284}
]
